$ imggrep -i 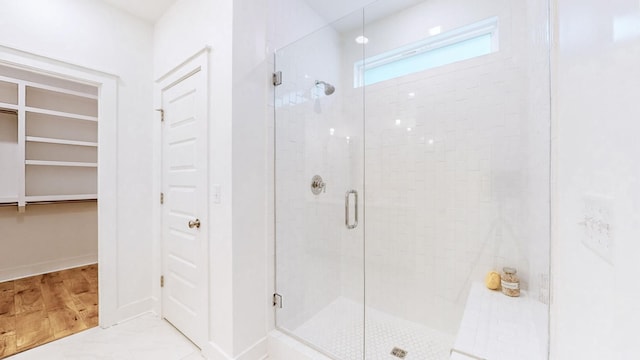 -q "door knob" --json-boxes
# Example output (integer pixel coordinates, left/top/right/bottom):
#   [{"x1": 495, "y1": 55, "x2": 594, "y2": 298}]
[{"x1": 188, "y1": 219, "x2": 201, "y2": 229}]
